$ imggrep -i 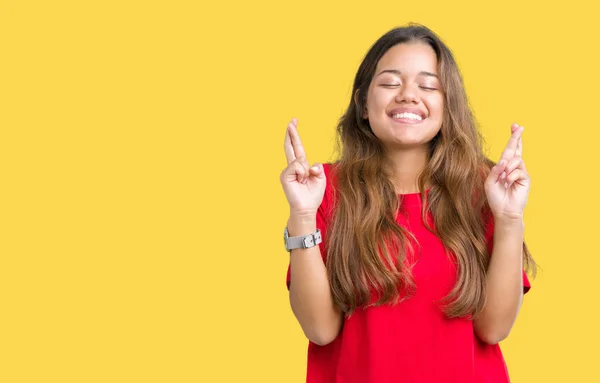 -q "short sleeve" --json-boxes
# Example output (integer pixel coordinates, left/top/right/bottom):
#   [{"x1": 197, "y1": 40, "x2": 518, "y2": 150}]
[
  {"x1": 285, "y1": 163, "x2": 333, "y2": 290},
  {"x1": 485, "y1": 214, "x2": 531, "y2": 294}
]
